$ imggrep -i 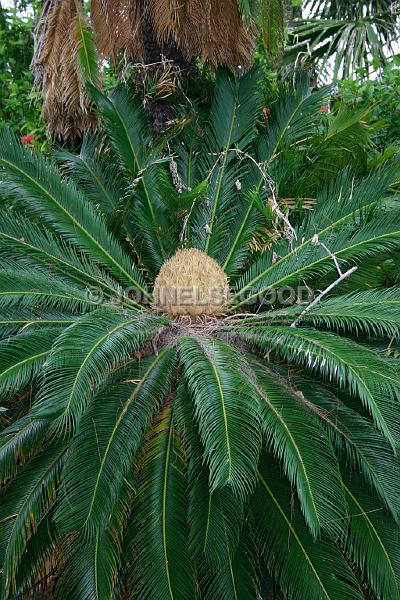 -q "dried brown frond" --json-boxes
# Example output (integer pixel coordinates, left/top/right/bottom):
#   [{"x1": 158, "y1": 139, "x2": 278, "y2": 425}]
[
  {"x1": 31, "y1": 0, "x2": 98, "y2": 141},
  {"x1": 141, "y1": 0, "x2": 256, "y2": 71},
  {"x1": 91, "y1": 0, "x2": 143, "y2": 63}
]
